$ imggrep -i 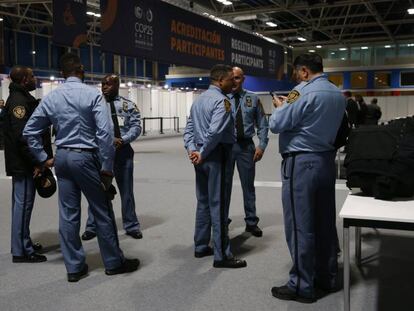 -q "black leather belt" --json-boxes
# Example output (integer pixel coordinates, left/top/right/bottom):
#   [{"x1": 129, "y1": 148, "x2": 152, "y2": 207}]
[
  {"x1": 281, "y1": 151, "x2": 311, "y2": 159},
  {"x1": 59, "y1": 147, "x2": 96, "y2": 153}
]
